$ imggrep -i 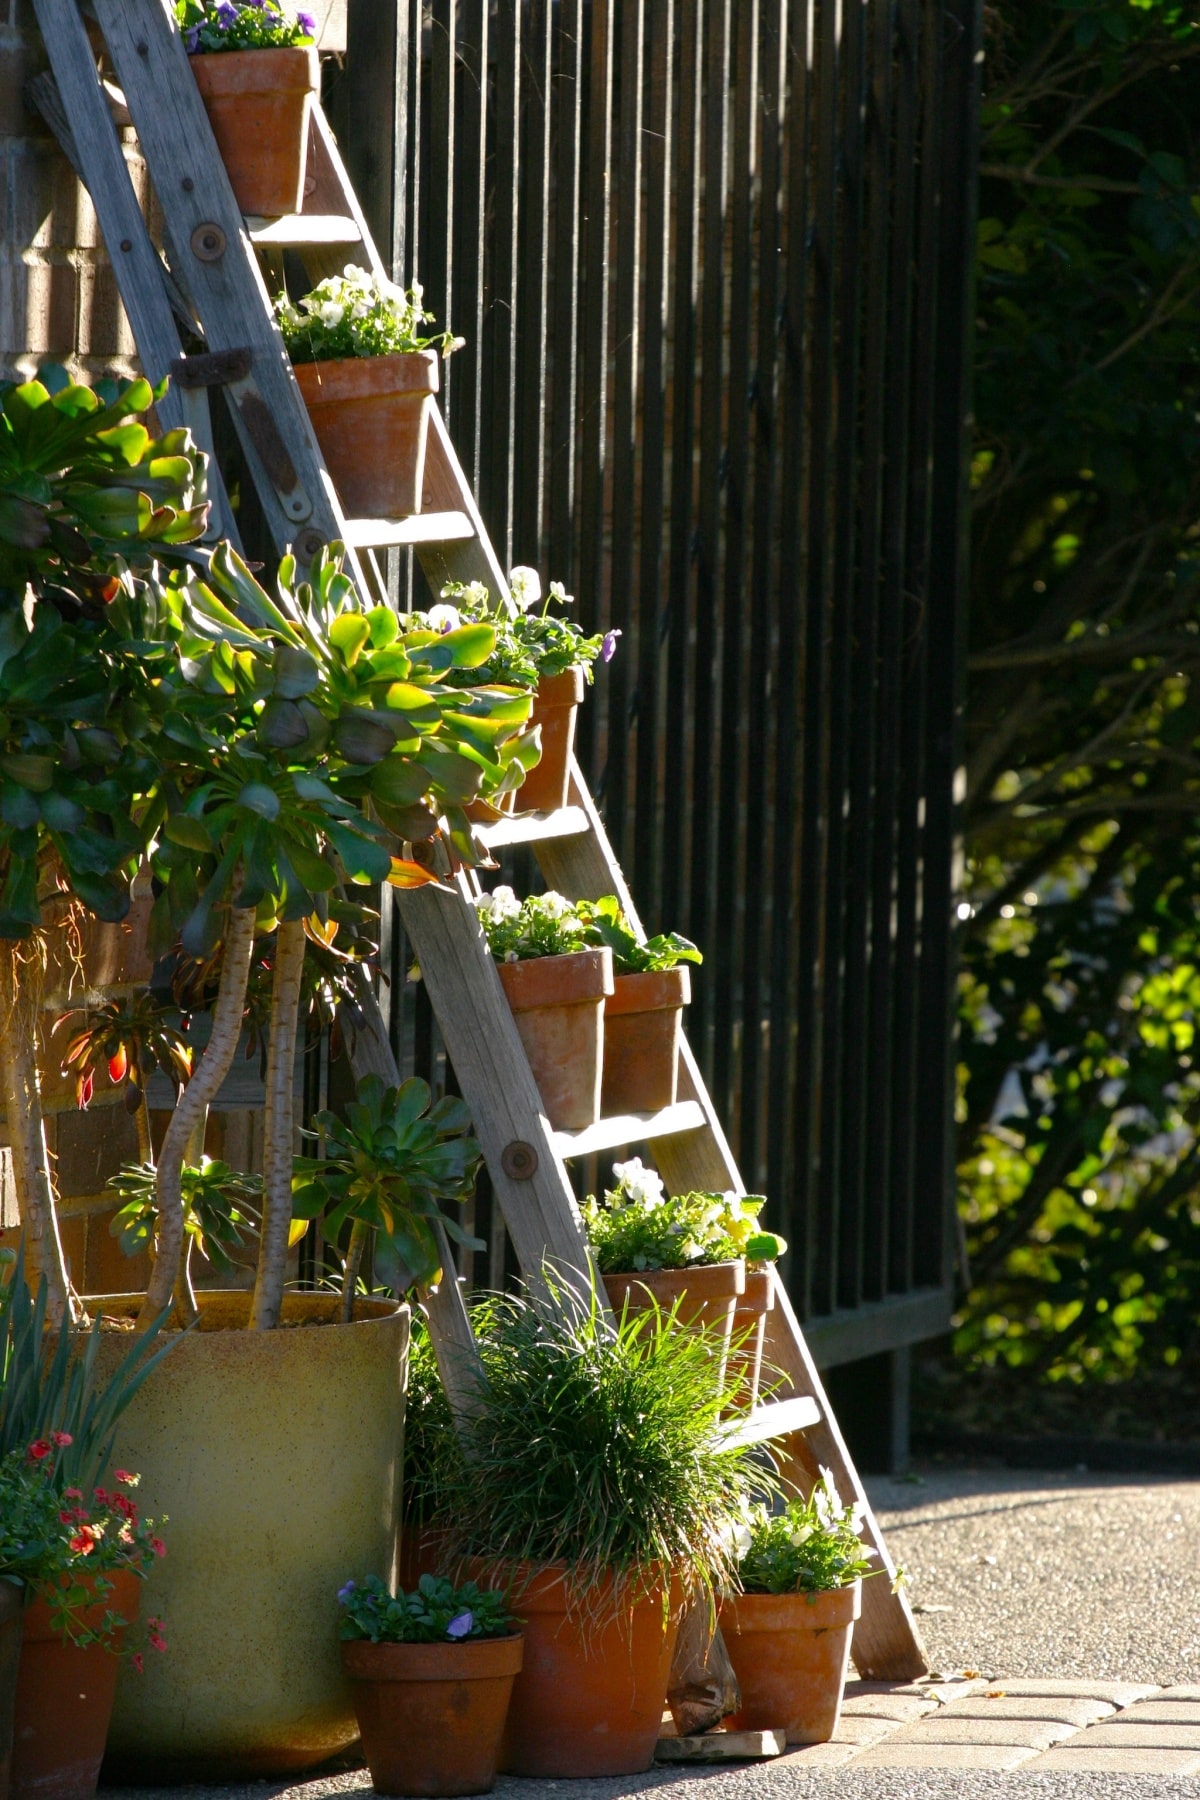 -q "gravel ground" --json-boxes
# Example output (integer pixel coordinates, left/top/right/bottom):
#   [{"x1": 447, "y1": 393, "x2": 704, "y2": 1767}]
[
  {"x1": 100, "y1": 1464, "x2": 1200, "y2": 1800},
  {"x1": 867, "y1": 1463, "x2": 1200, "y2": 1685}
]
